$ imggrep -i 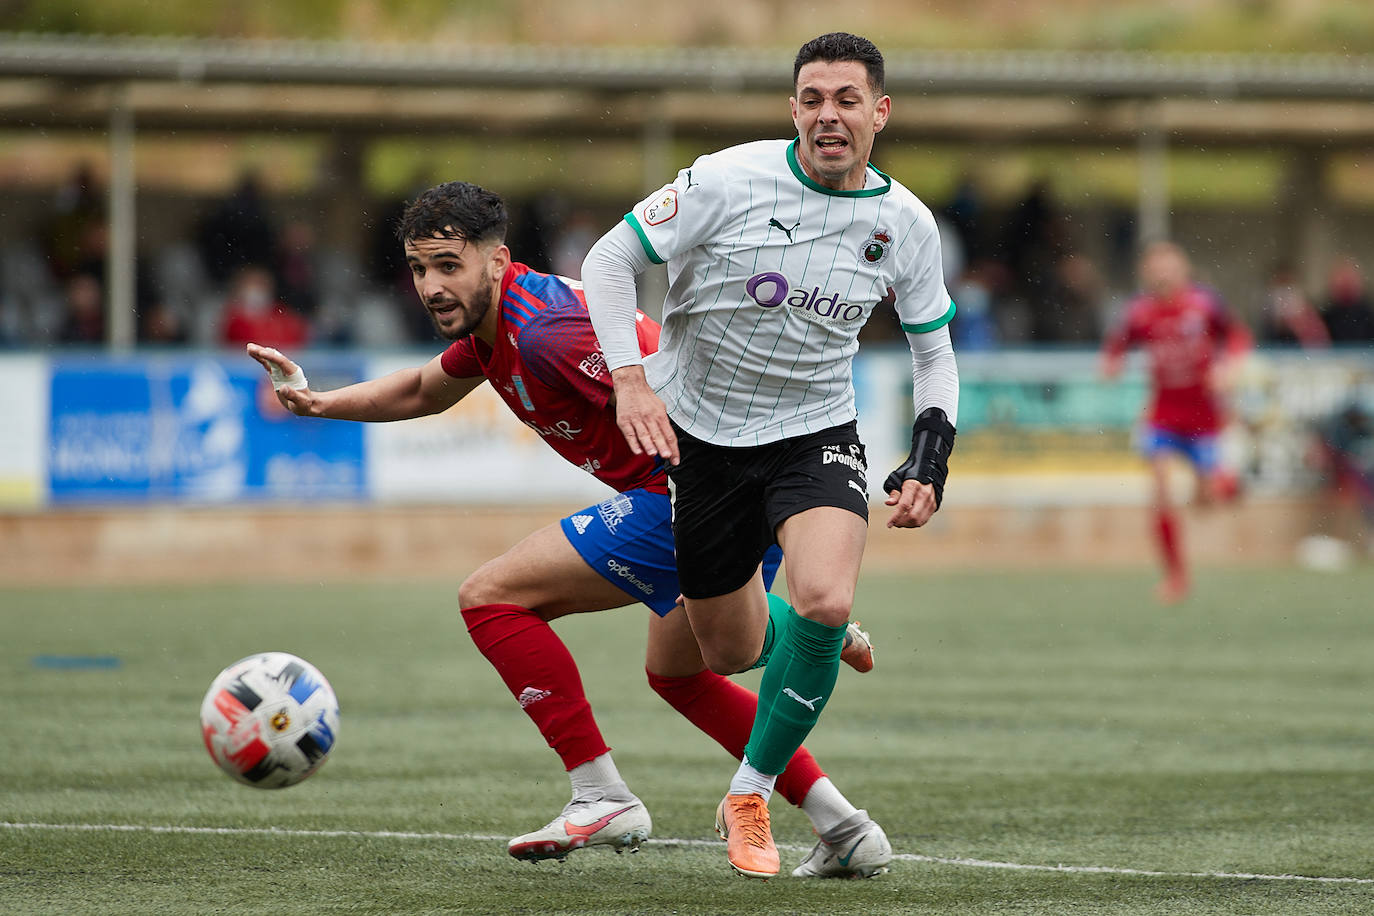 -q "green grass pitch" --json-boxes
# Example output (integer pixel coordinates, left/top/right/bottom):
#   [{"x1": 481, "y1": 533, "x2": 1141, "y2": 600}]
[{"x1": 3, "y1": 568, "x2": 1373, "y2": 914}]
